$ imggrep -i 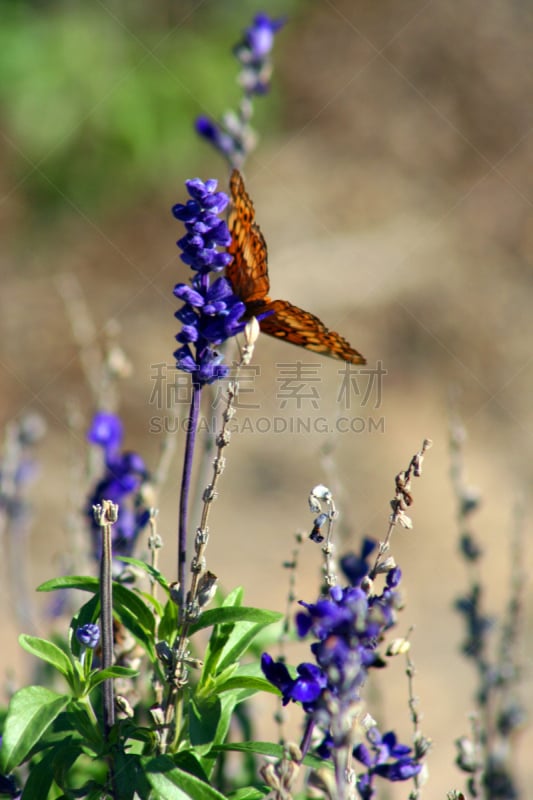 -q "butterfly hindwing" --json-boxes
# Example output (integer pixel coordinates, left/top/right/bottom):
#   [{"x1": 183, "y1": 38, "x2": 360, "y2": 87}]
[
  {"x1": 227, "y1": 169, "x2": 366, "y2": 365},
  {"x1": 259, "y1": 300, "x2": 366, "y2": 364}
]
